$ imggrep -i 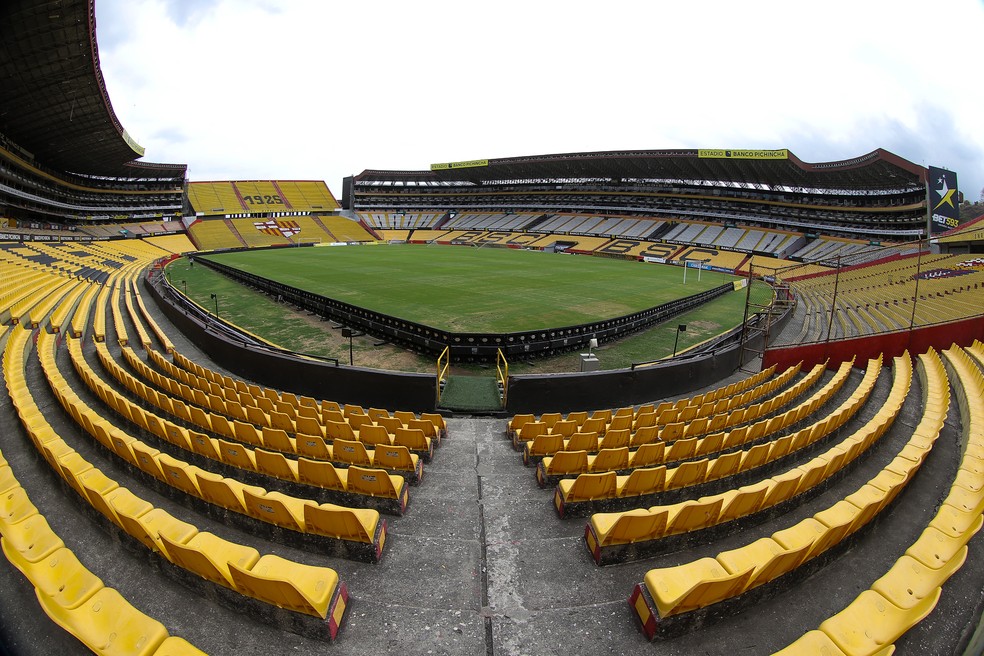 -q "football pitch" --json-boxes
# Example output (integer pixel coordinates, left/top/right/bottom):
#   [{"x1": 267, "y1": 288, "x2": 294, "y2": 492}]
[{"x1": 201, "y1": 243, "x2": 739, "y2": 333}]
